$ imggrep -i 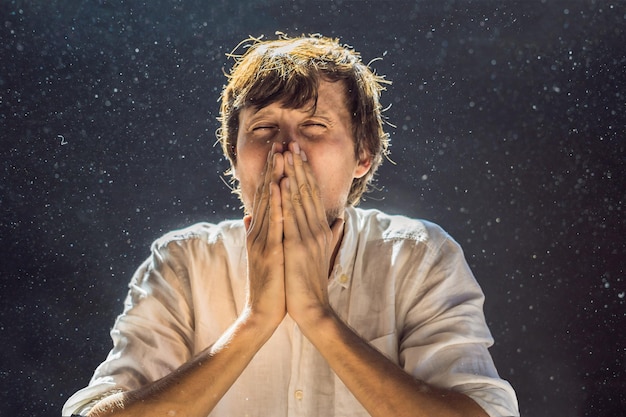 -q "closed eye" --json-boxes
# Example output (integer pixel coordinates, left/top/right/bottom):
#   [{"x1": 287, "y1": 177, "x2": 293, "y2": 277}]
[
  {"x1": 301, "y1": 123, "x2": 327, "y2": 139},
  {"x1": 302, "y1": 123, "x2": 327, "y2": 130}
]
